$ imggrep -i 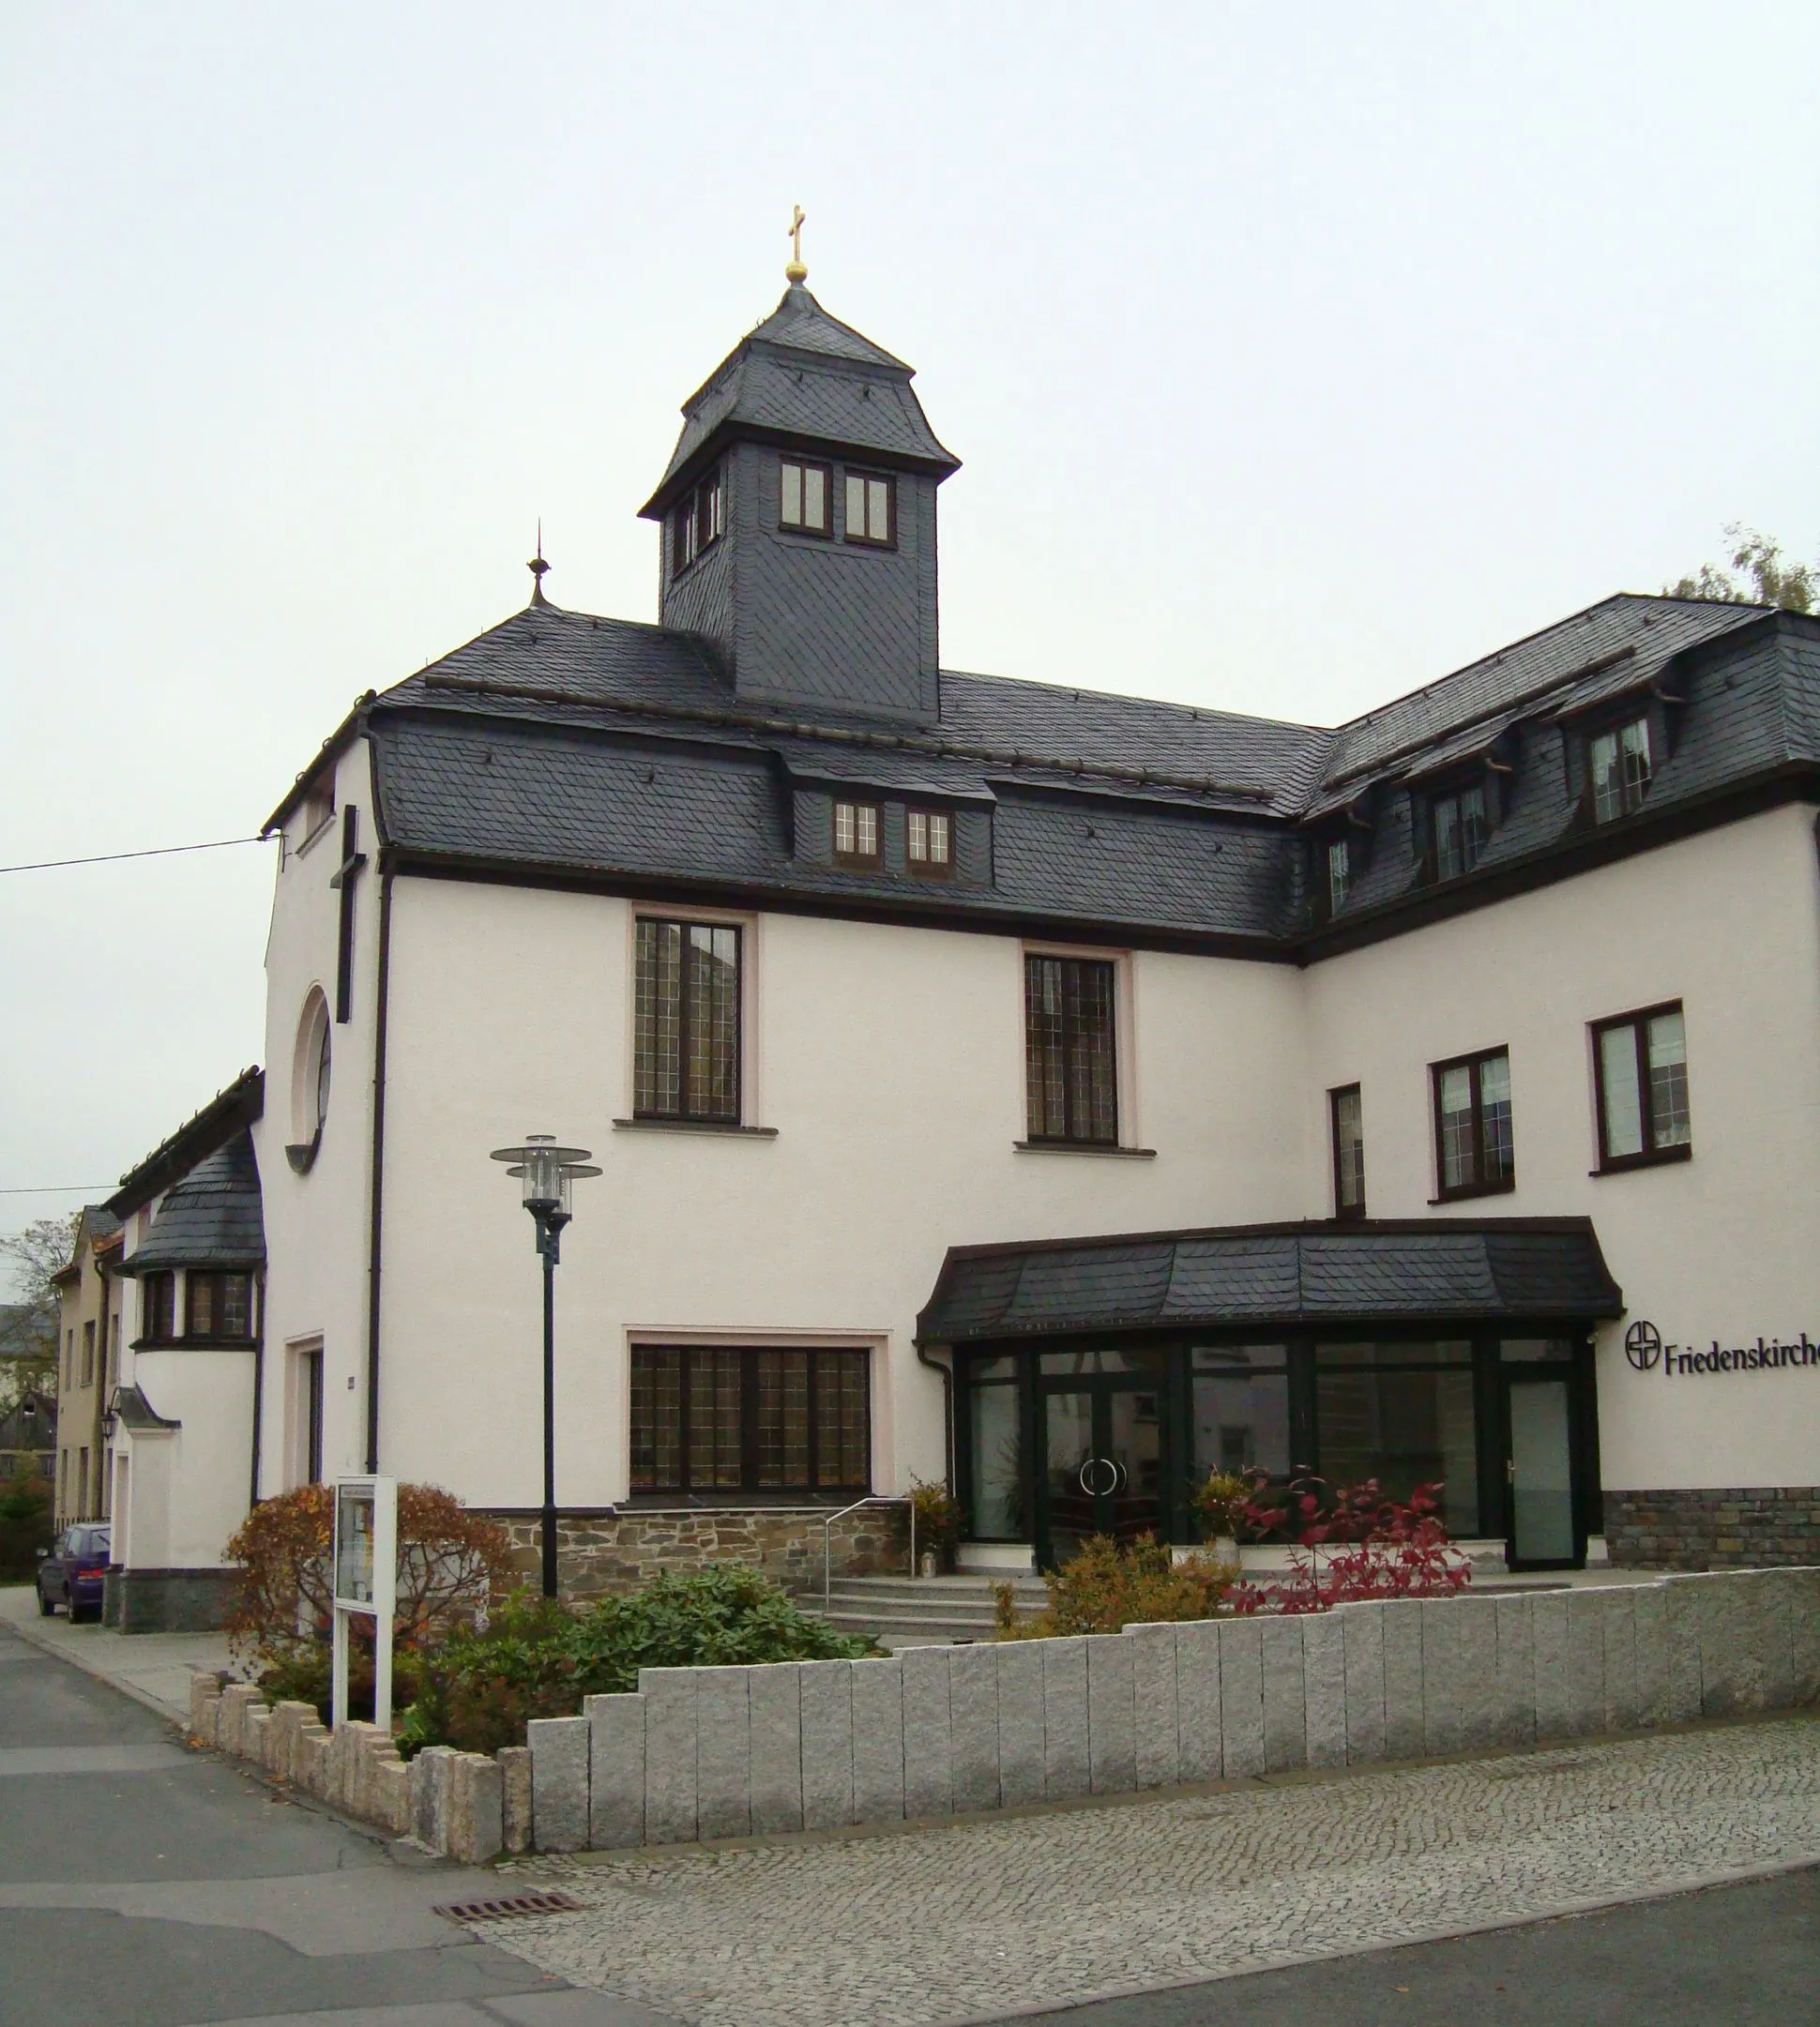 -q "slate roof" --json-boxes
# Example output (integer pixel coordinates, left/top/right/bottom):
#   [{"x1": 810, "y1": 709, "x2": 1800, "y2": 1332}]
[
  {"x1": 645, "y1": 284, "x2": 960, "y2": 511},
  {"x1": 361, "y1": 590, "x2": 1818, "y2": 952},
  {"x1": 109, "y1": 1068, "x2": 265, "y2": 1218},
  {"x1": 917, "y1": 1220, "x2": 1624, "y2": 1343},
  {"x1": 119, "y1": 1131, "x2": 265, "y2": 1275}
]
